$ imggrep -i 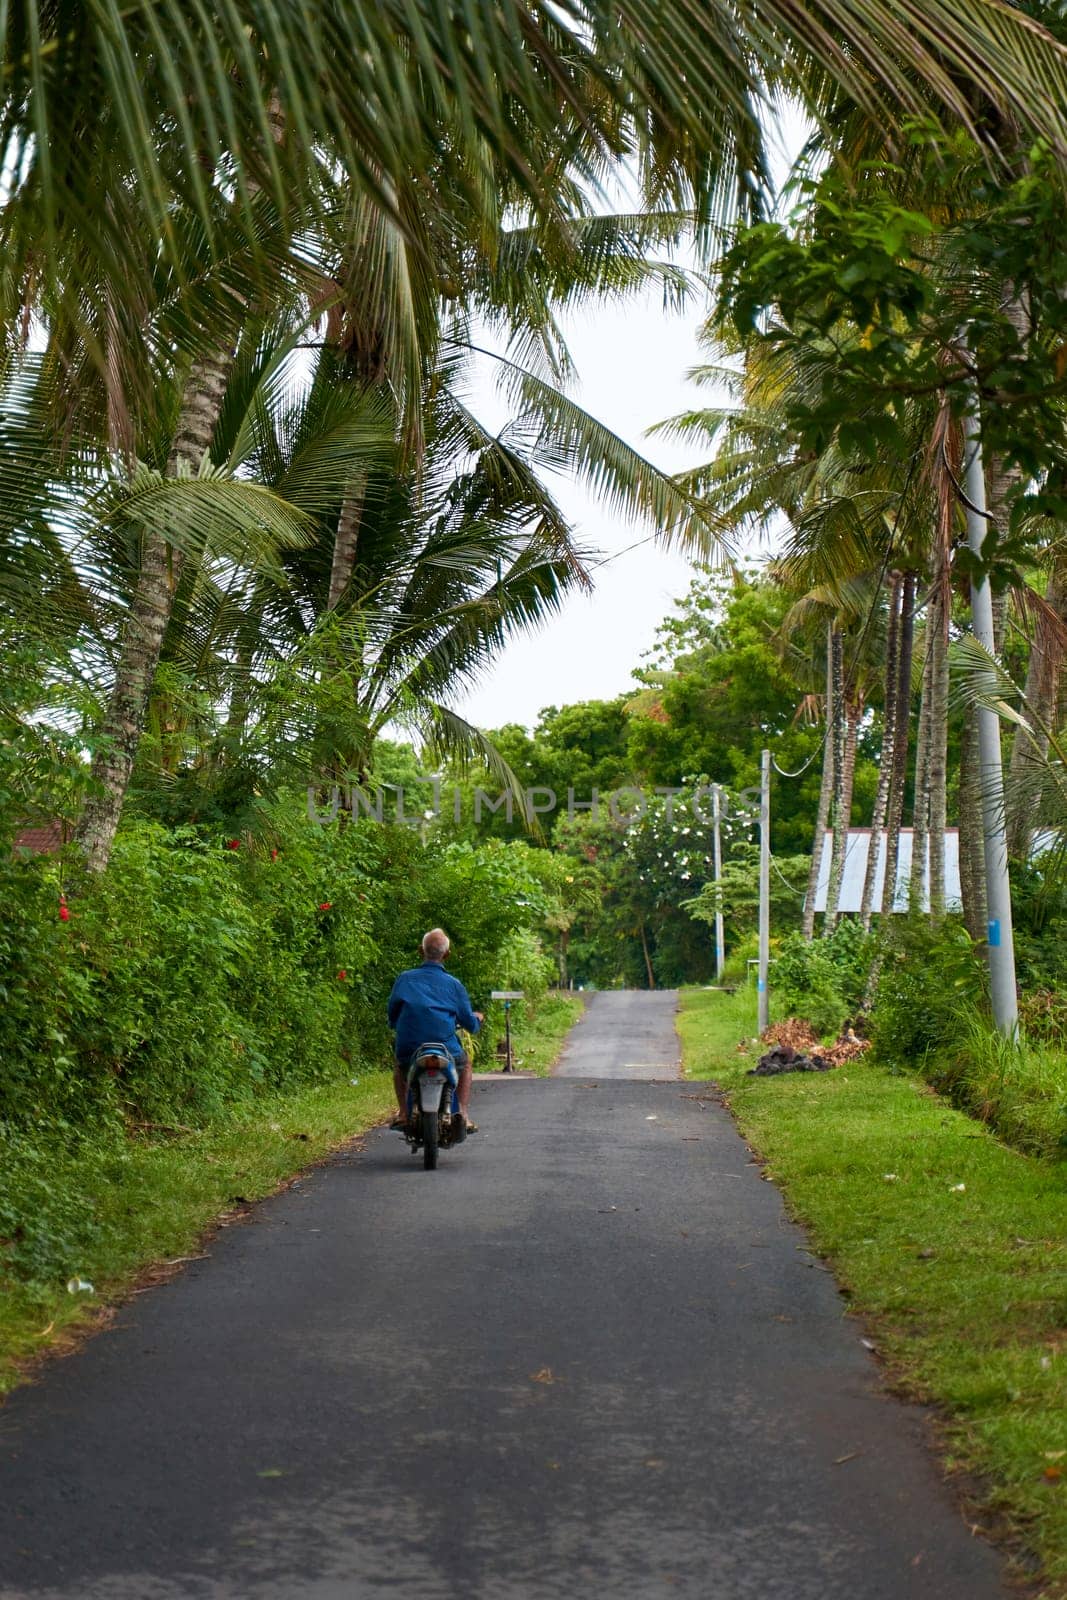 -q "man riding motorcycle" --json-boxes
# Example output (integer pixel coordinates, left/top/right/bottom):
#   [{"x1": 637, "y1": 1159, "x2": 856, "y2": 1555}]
[{"x1": 387, "y1": 928, "x2": 482, "y2": 1132}]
